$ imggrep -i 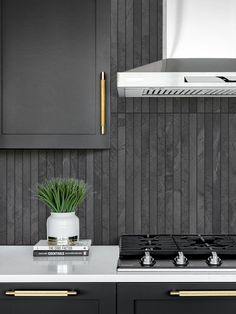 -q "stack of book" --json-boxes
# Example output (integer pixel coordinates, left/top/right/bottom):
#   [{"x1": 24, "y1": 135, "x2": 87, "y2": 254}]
[{"x1": 33, "y1": 239, "x2": 91, "y2": 257}]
